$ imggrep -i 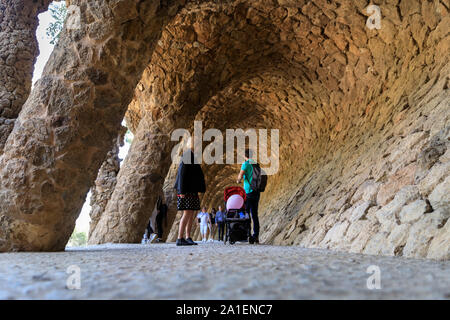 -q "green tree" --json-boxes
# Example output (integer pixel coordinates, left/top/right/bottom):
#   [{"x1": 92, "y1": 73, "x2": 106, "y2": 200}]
[
  {"x1": 67, "y1": 230, "x2": 87, "y2": 247},
  {"x1": 46, "y1": 2, "x2": 67, "y2": 45}
]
